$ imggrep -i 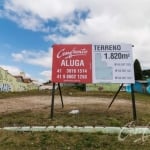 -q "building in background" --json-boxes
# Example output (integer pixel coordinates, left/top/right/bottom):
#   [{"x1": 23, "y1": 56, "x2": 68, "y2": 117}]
[
  {"x1": 0, "y1": 67, "x2": 39, "y2": 92},
  {"x1": 125, "y1": 80, "x2": 150, "y2": 94}
]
